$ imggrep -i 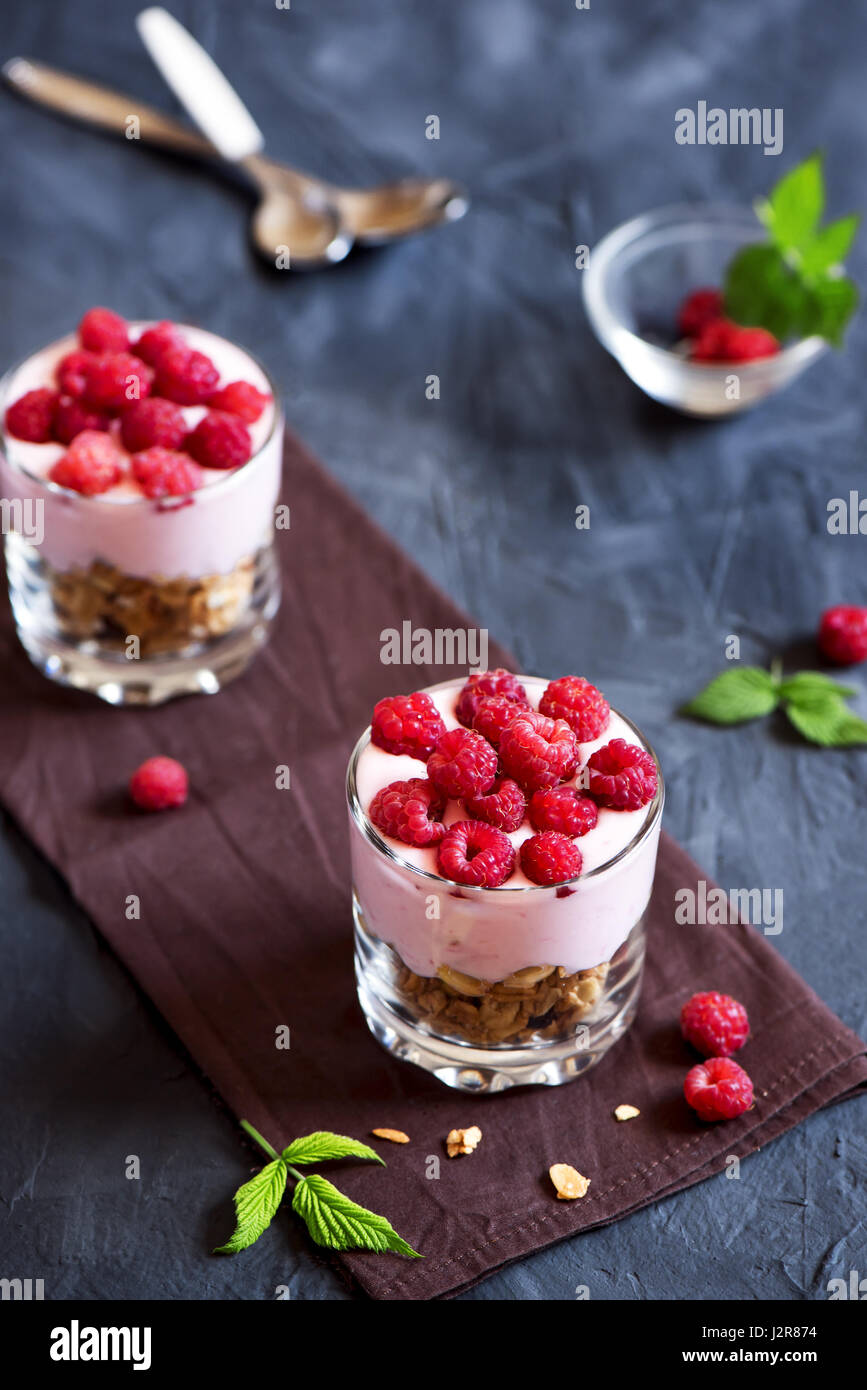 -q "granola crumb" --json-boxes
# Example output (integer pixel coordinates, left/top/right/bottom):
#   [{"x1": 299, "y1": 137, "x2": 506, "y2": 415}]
[
  {"x1": 446, "y1": 1125, "x2": 482, "y2": 1158},
  {"x1": 371, "y1": 1128, "x2": 410, "y2": 1144},
  {"x1": 549, "y1": 1163, "x2": 590, "y2": 1200},
  {"x1": 614, "y1": 1104, "x2": 640, "y2": 1122}
]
